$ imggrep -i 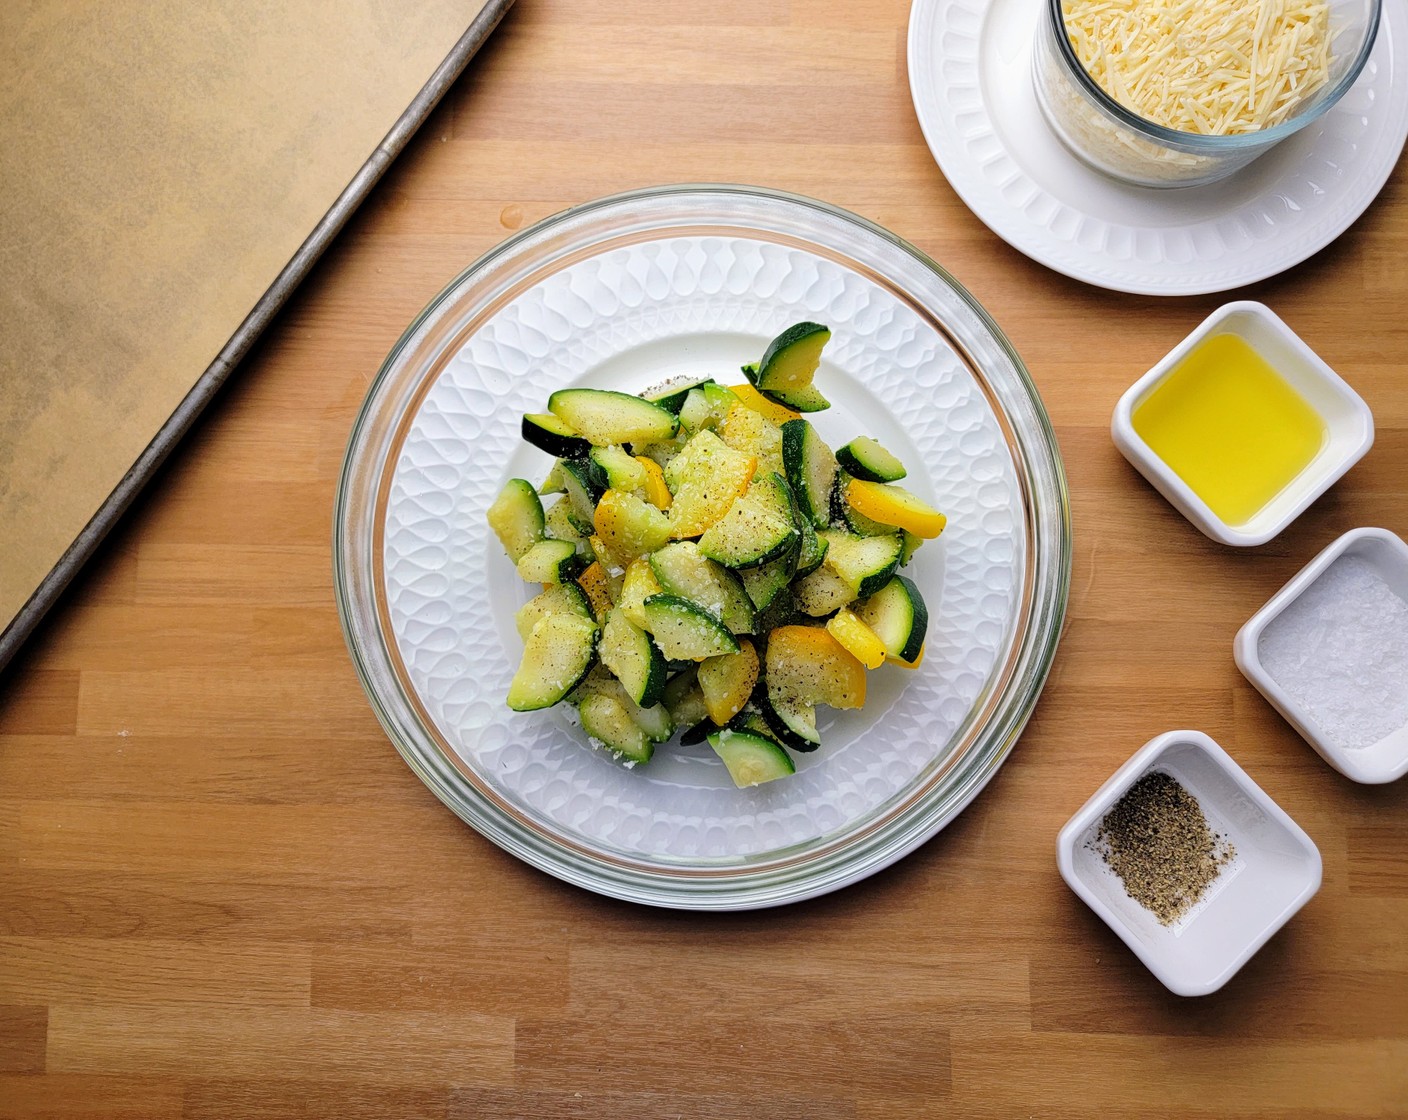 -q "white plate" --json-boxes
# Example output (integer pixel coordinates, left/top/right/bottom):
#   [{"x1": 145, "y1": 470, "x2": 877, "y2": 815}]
[
  {"x1": 336, "y1": 186, "x2": 1072, "y2": 909},
  {"x1": 907, "y1": 0, "x2": 1408, "y2": 295},
  {"x1": 386, "y1": 241, "x2": 1019, "y2": 856}
]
